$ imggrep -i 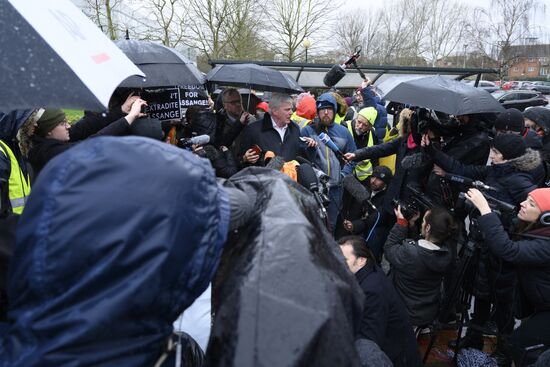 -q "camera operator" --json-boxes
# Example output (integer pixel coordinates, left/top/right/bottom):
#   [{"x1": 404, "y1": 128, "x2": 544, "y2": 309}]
[
  {"x1": 184, "y1": 106, "x2": 238, "y2": 179},
  {"x1": 384, "y1": 206, "x2": 455, "y2": 327},
  {"x1": 422, "y1": 133, "x2": 540, "y2": 364},
  {"x1": 335, "y1": 166, "x2": 393, "y2": 261},
  {"x1": 344, "y1": 108, "x2": 431, "y2": 216},
  {"x1": 465, "y1": 187, "x2": 550, "y2": 365}
]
